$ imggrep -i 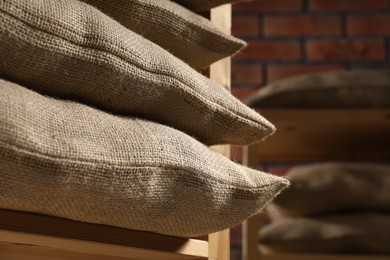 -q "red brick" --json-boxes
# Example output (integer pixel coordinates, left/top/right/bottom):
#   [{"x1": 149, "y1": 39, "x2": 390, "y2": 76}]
[
  {"x1": 234, "y1": 40, "x2": 301, "y2": 61},
  {"x1": 232, "y1": 15, "x2": 260, "y2": 37},
  {"x1": 310, "y1": 0, "x2": 389, "y2": 11},
  {"x1": 232, "y1": 64, "x2": 263, "y2": 85},
  {"x1": 266, "y1": 166, "x2": 293, "y2": 176},
  {"x1": 265, "y1": 15, "x2": 342, "y2": 36},
  {"x1": 233, "y1": 0, "x2": 303, "y2": 12},
  {"x1": 306, "y1": 39, "x2": 385, "y2": 61},
  {"x1": 267, "y1": 64, "x2": 346, "y2": 82},
  {"x1": 348, "y1": 15, "x2": 390, "y2": 35},
  {"x1": 231, "y1": 87, "x2": 259, "y2": 100}
]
